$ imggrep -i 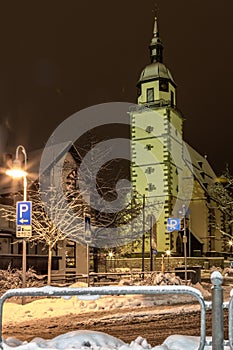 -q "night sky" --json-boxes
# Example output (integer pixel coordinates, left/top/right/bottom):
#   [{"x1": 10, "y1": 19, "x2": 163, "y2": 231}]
[{"x1": 0, "y1": 0, "x2": 233, "y2": 175}]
